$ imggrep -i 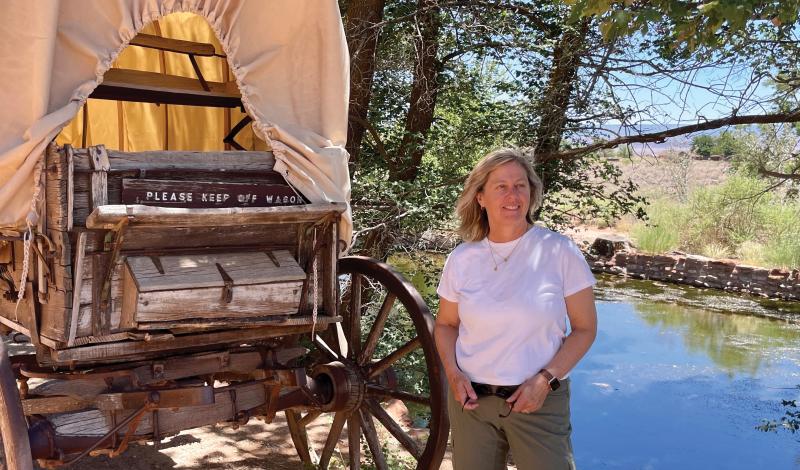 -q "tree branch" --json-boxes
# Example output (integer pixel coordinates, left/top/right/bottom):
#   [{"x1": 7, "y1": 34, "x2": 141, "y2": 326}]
[
  {"x1": 539, "y1": 109, "x2": 800, "y2": 161},
  {"x1": 371, "y1": 0, "x2": 559, "y2": 36},
  {"x1": 349, "y1": 113, "x2": 393, "y2": 169},
  {"x1": 758, "y1": 167, "x2": 800, "y2": 181}
]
